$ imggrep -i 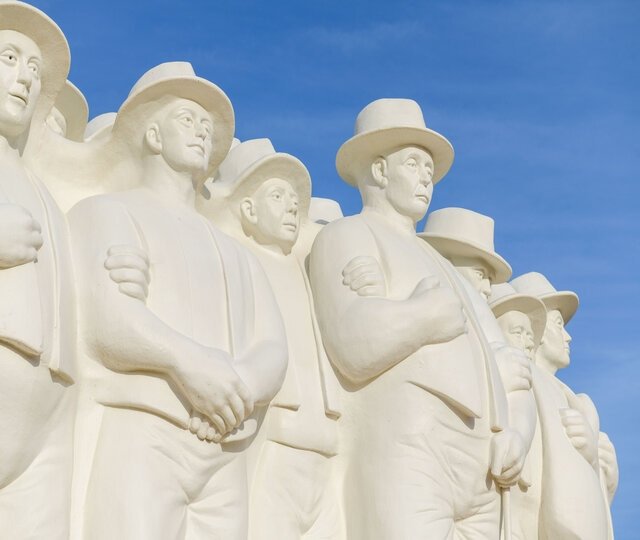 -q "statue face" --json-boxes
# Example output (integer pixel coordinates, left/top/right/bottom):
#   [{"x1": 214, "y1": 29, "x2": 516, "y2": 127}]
[
  {"x1": 0, "y1": 30, "x2": 42, "y2": 139},
  {"x1": 155, "y1": 98, "x2": 213, "y2": 177},
  {"x1": 537, "y1": 308, "x2": 571, "y2": 371},
  {"x1": 451, "y1": 257, "x2": 492, "y2": 301},
  {"x1": 382, "y1": 145, "x2": 434, "y2": 222},
  {"x1": 243, "y1": 177, "x2": 300, "y2": 252},
  {"x1": 497, "y1": 310, "x2": 536, "y2": 361}
]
